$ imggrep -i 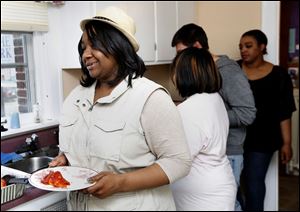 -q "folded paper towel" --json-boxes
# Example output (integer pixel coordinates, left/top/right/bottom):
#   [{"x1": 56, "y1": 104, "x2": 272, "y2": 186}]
[{"x1": 1, "y1": 152, "x2": 23, "y2": 165}]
